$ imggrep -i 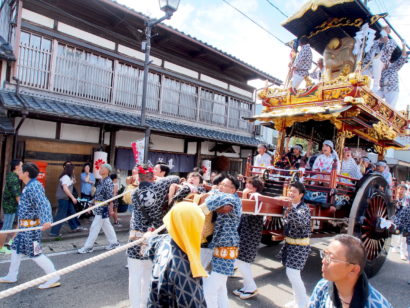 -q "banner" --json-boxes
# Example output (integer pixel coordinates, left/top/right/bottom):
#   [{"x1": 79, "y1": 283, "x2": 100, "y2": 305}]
[
  {"x1": 148, "y1": 152, "x2": 195, "y2": 173},
  {"x1": 115, "y1": 149, "x2": 195, "y2": 172},
  {"x1": 93, "y1": 151, "x2": 108, "y2": 179},
  {"x1": 131, "y1": 138, "x2": 145, "y2": 164}
]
